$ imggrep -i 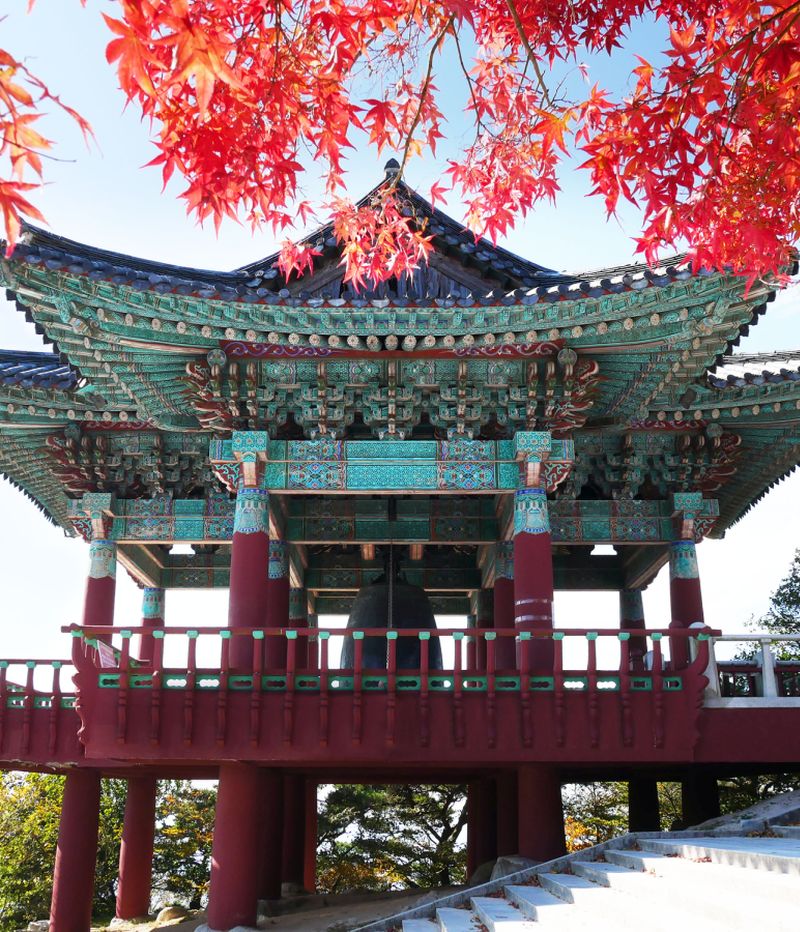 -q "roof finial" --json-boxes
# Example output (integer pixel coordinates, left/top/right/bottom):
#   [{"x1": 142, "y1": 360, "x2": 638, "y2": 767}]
[{"x1": 384, "y1": 157, "x2": 401, "y2": 180}]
